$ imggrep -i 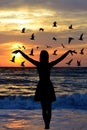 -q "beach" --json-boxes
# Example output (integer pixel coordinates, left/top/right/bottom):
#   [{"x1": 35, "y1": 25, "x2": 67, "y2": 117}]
[
  {"x1": 0, "y1": 67, "x2": 87, "y2": 130},
  {"x1": 0, "y1": 109, "x2": 87, "y2": 130}
]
